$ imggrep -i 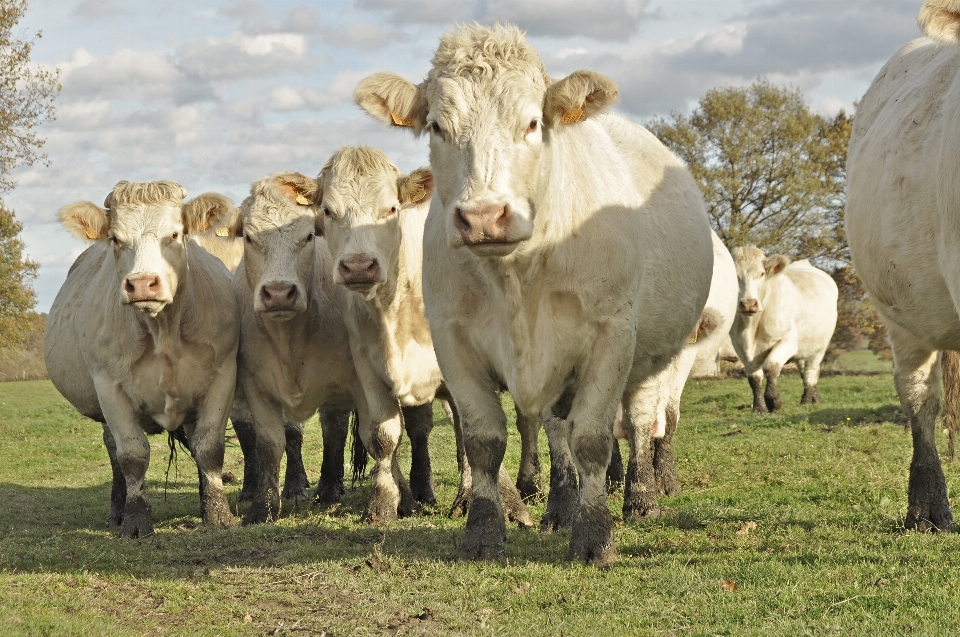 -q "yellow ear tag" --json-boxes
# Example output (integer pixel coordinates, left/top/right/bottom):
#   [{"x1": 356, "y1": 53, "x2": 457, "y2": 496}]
[
  {"x1": 410, "y1": 184, "x2": 426, "y2": 203},
  {"x1": 295, "y1": 193, "x2": 311, "y2": 205},
  {"x1": 215, "y1": 227, "x2": 230, "y2": 237},
  {"x1": 84, "y1": 226, "x2": 98, "y2": 240},
  {"x1": 687, "y1": 333, "x2": 699, "y2": 345},
  {"x1": 560, "y1": 107, "x2": 584, "y2": 125},
  {"x1": 390, "y1": 111, "x2": 414, "y2": 127}
]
